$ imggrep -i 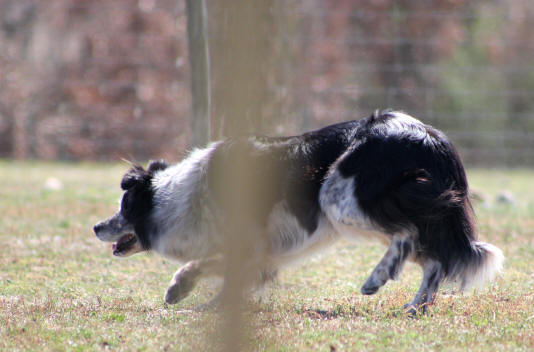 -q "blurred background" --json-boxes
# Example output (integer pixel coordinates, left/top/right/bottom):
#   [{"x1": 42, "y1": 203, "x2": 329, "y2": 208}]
[{"x1": 1, "y1": 0, "x2": 533, "y2": 166}]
